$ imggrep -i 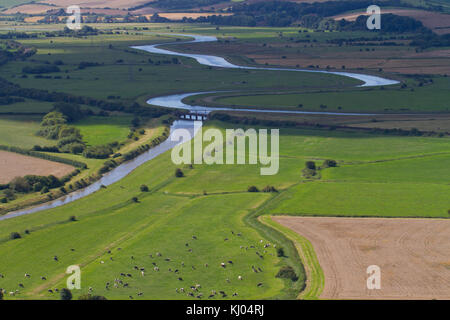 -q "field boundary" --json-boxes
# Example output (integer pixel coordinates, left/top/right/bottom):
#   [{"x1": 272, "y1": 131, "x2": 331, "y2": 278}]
[
  {"x1": 243, "y1": 192, "x2": 307, "y2": 299},
  {"x1": 259, "y1": 215, "x2": 325, "y2": 300}
]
